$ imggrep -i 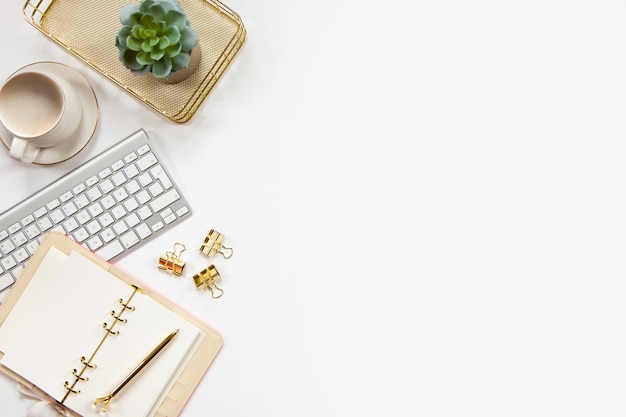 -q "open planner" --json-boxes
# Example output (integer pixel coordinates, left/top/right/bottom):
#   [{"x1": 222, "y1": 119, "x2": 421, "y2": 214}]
[{"x1": 0, "y1": 232, "x2": 223, "y2": 417}]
